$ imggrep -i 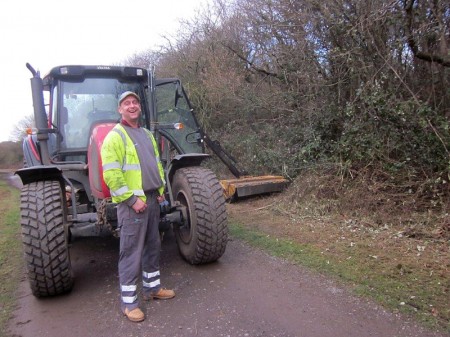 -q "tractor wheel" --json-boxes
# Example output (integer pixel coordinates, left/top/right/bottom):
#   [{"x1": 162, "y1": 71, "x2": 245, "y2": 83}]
[
  {"x1": 20, "y1": 180, "x2": 73, "y2": 297},
  {"x1": 172, "y1": 167, "x2": 228, "y2": 264}
]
